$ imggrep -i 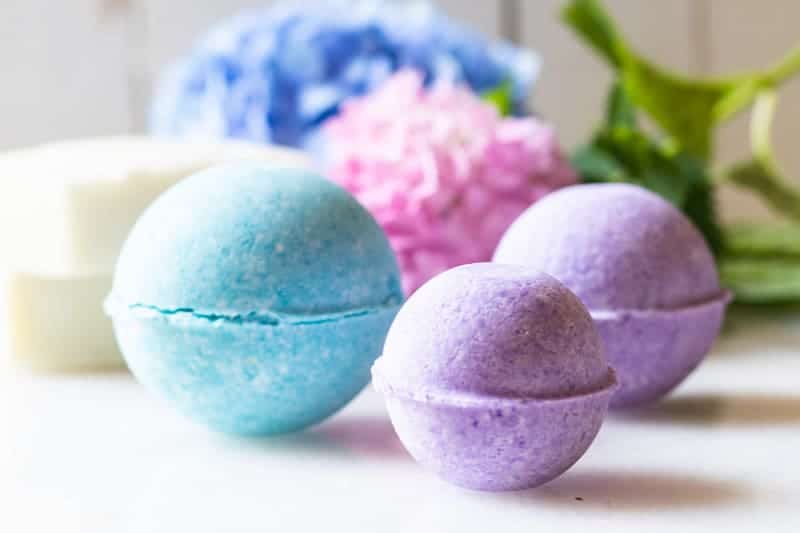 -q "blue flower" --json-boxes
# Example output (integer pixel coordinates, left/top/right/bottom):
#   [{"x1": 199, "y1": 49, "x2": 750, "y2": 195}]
[{"x1": 151, "y1": 0, "x2": 539, "y2": 149}]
